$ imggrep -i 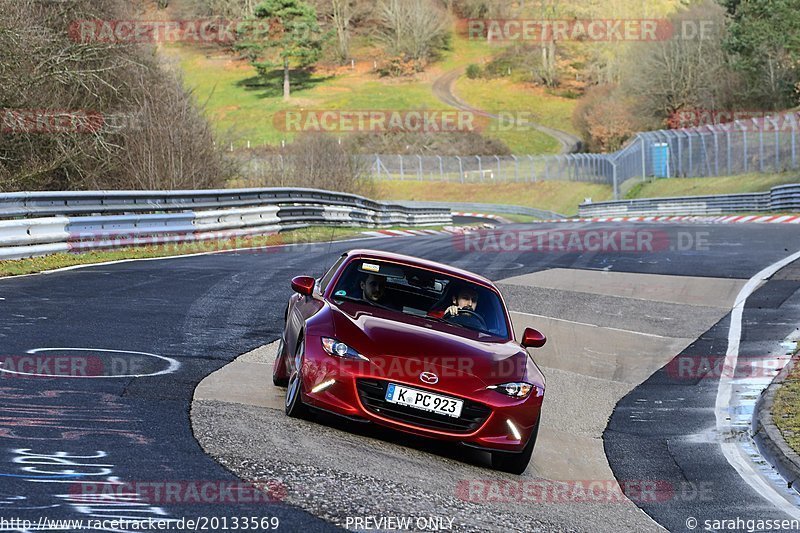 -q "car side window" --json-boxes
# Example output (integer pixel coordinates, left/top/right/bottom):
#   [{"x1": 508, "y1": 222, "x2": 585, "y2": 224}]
[{"x1": 319, "y1": 254, "x2": 347, "y2": 292}]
